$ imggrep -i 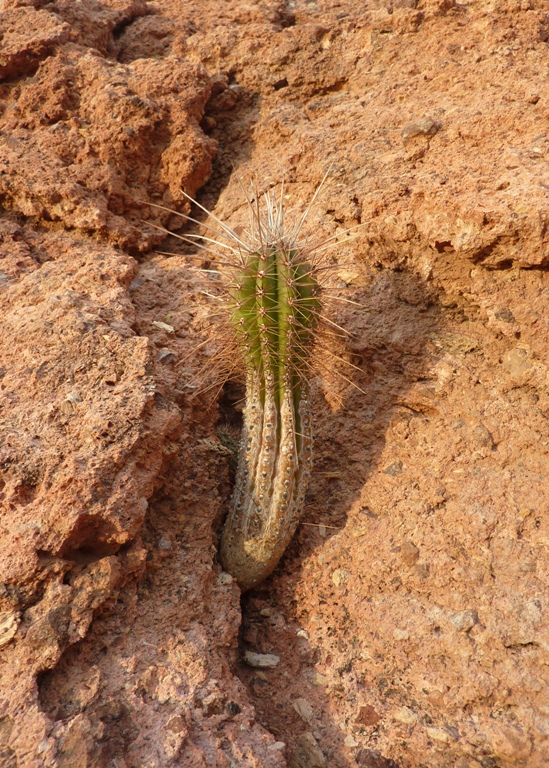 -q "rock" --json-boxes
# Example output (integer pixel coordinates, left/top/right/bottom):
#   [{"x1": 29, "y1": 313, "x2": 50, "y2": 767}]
[
  {"x1": 355, "y1": 705, "x2": 382, "y2": 726},
  {"x1": 471, "y1": 424, "x2": 495, "y2": 449},
  {"x1": 344, "y1": 734, "x2": 359, "y2": 748},
  {"x1": 289, "y1": 732, "x2": 326, "y2": 768},
  {"x1": 0, "y1": 612, "x2": 20, "y2": 647},
  {"x1": 2, "y1": 1, "x2": 549, "y2": 767},
  {"x1": 402, "y1": 118, "x2": 440, "y2": 140},
  {"x1": 425, "y1": 726, "x2": 452, "y2": 744},
  {"x1": 503, "y1": 347, "x2": 533, "y2": 378},
  {"x1": 393, "y1": 707, "x2": 417, "y2": 725},
  {"x1": 331, "y1": 568, "x2": 350, "y2": 587},
  {"x1": 450, "y1": 610, "x2": 478, "y2": 632},
  {"x1": 293, "y1": 697, "x2": 315, "y2": 725},
  {"x1": 383, "y1": 461, "x2": 403, "y2": 477},
  {"x1": 400, "y1": 541, "x2": 420, "y2": 566},
  {"x1": 243, "y1": 651, "x2": 281, "y2": 669}
]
